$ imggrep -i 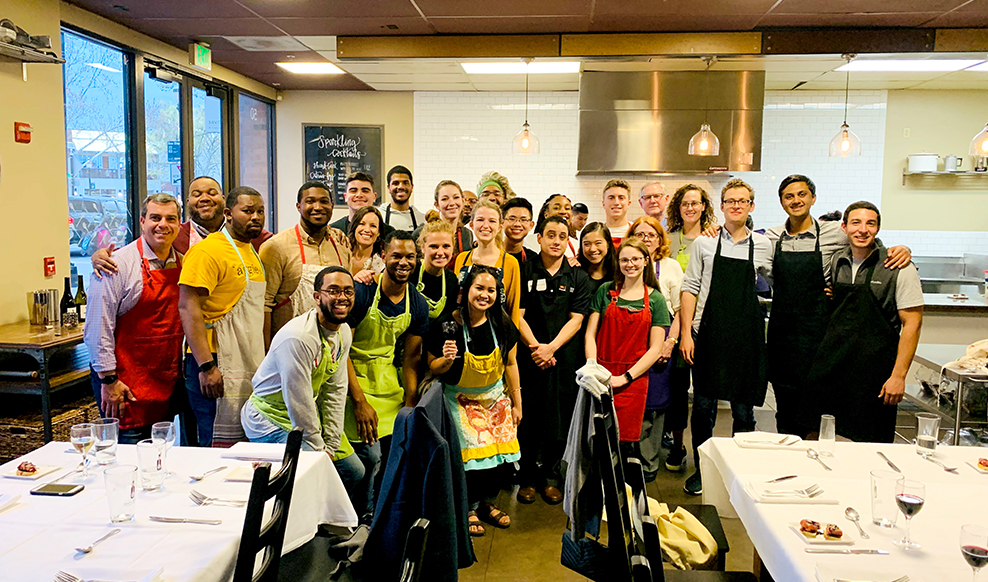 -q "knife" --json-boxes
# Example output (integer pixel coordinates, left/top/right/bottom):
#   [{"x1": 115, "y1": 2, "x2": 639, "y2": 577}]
[
  {"x1": 149, "y1": 516, "x2": 222, "y2": 525},
  {"x1": 766, "y1": 474, "x2": 798, "y2": 483},
  {"x1": 804, "y1": 548, "x2": 889, "y2": 555},
  {"x1": 877, "y1": 451, "x2": 901, "y2": 473}
]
